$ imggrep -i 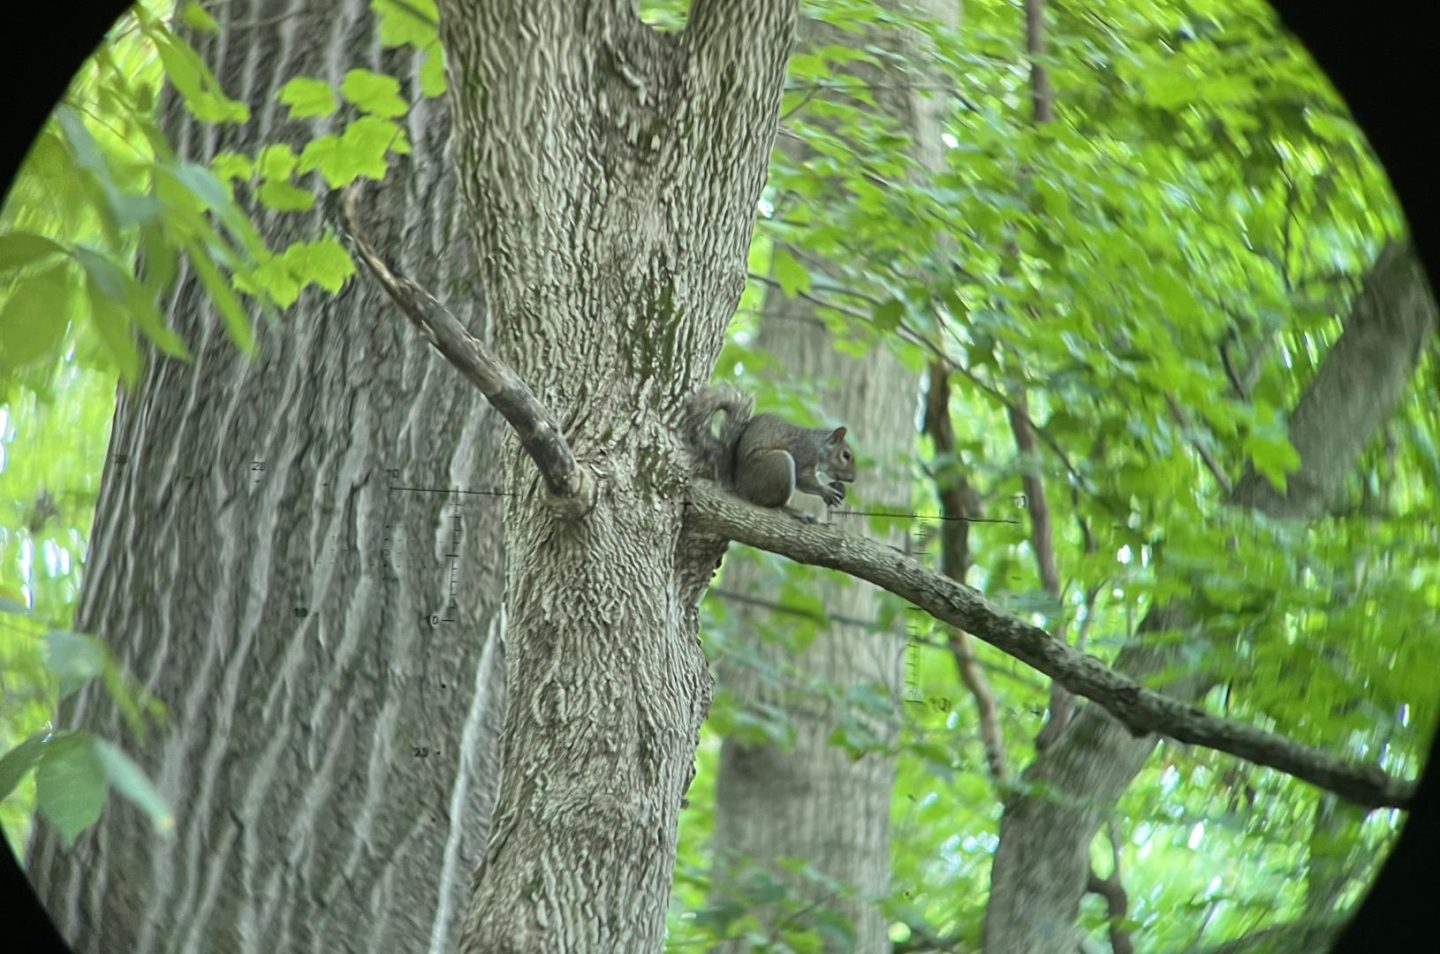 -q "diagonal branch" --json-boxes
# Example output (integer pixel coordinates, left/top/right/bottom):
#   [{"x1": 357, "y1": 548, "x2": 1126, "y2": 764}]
[
  {"x1": 1164, "y1": 392, "x2": 1234, "y2": 494},
  {"x1": 1230, "y1": 240, "x2": 1437, "y2": 518},
  {"x1": 684, "y1": 480, "x2": 1416, "y2": 810},
  {"x1": 337, "y1": 184, "x2": 589, "y2": 505}
]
